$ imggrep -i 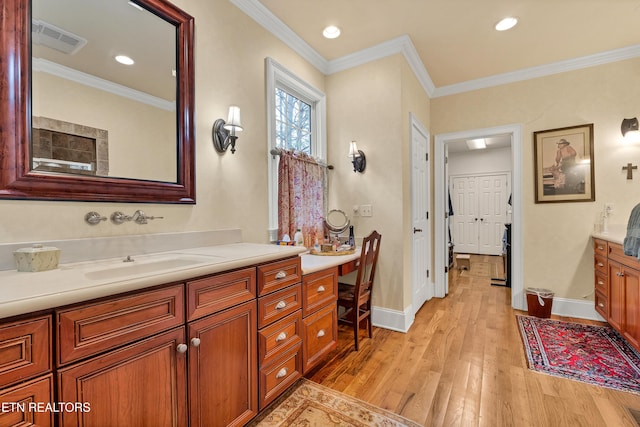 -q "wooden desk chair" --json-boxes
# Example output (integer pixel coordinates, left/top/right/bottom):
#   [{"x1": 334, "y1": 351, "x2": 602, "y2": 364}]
[{"x1": 337, "y1": 230, "x2": 382, "y2": 351}]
